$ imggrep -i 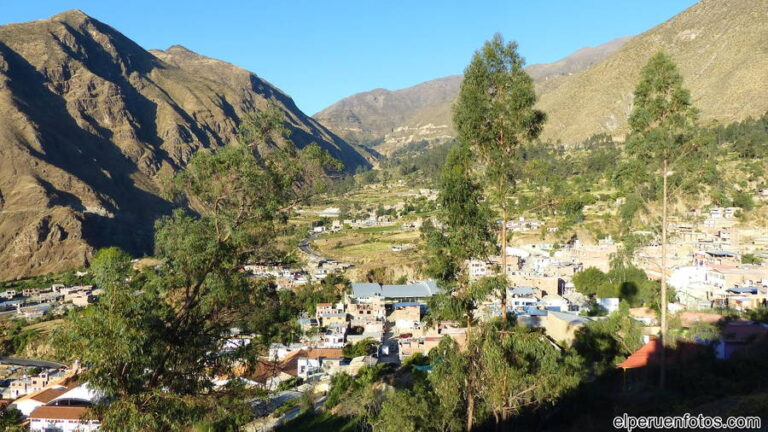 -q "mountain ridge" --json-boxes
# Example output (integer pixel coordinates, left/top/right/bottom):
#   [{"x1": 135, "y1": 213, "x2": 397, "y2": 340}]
[
  {"x1": 0, "y1": 10, "x2": 373, "y2": 279},
  {"x1": 313, "y1": 36, "x2": 634, "y2": 154},
  {"x1": 315, "y1": 0, "x2": 768, "y2": 152}
]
